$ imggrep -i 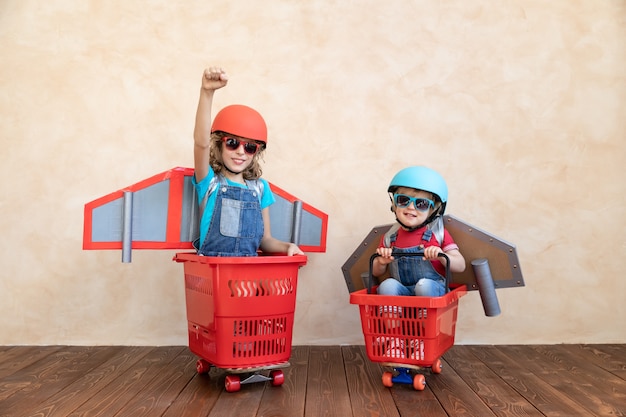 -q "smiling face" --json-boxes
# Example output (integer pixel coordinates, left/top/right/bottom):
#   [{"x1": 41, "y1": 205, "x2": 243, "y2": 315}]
[
  {"x1": 219, "y1": 135, "x2": 262, "y2": 178},
  {"x1": 208, "y1": 133, "x2": 264, "y2": 181},
  {"x1": 391, "y1": 186, "x2": 435, "y2": 229}
]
